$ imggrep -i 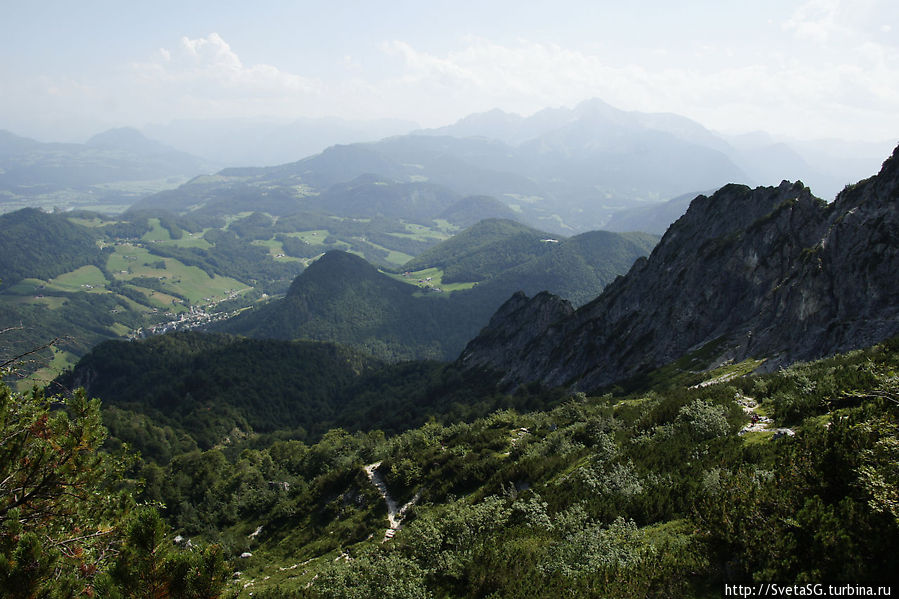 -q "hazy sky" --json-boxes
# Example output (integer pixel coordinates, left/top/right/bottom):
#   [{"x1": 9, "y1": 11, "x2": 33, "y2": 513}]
[{"x1": 2, "y1": 0, "x2": 897, "y2": 143}]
